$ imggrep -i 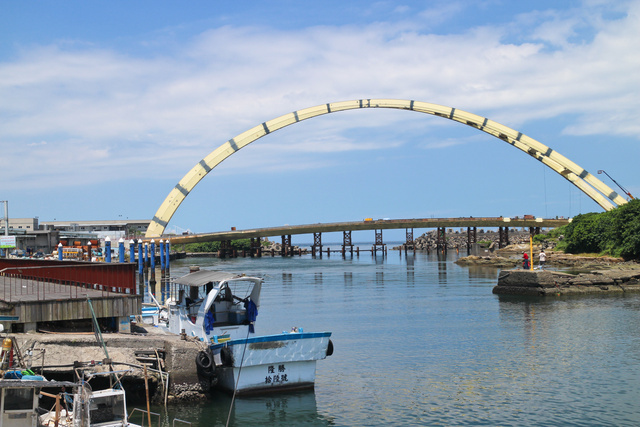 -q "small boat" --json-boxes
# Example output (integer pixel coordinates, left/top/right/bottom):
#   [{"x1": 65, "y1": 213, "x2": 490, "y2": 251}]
[
  {"x1": 0, "y1": 376, "x2": 75, "y2": 427},
  {"x1": 37, "y1": 370, "x2": 142, "y2": 427},
  {"x1": 154, "y1": 270, "x2": 333, "y2": 394}
]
